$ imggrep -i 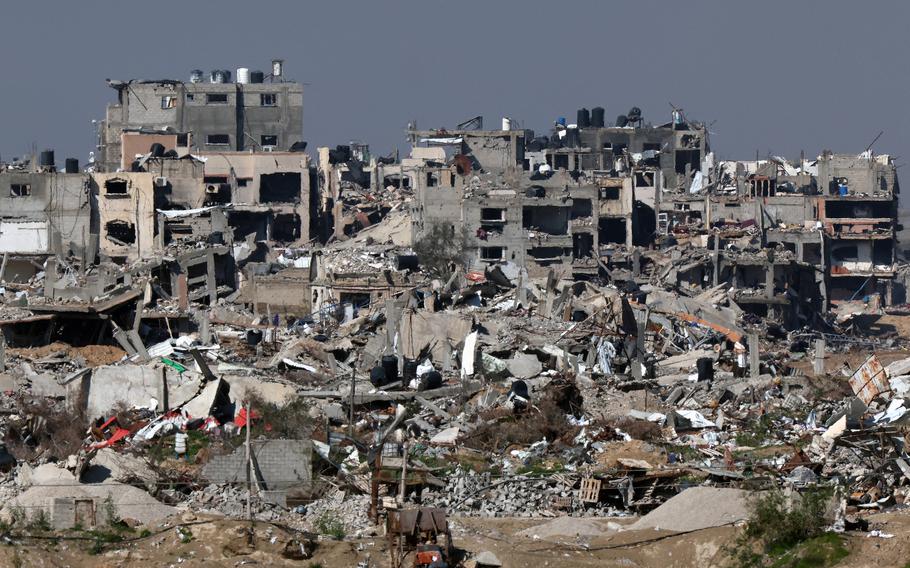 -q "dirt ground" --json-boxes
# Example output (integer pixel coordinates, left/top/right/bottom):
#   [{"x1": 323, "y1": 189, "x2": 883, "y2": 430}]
[
  {"x1": 10, "y1": 342, "x2": 127, "y2": 368},
  {"x1": 0, "y1": 508, "x2": 909, "y2": 567}
]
